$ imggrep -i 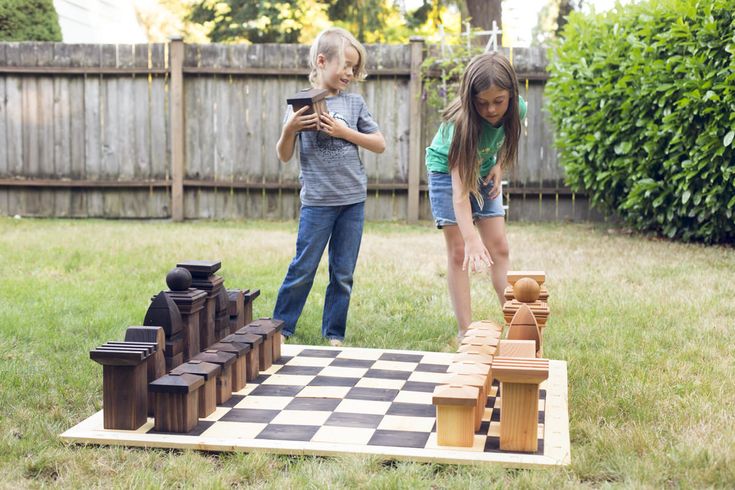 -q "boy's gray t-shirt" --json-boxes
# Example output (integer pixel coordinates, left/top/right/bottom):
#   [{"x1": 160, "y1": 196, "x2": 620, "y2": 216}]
[{"x1": 285, "y1": 92, "x2": 379, "y2": 206}]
